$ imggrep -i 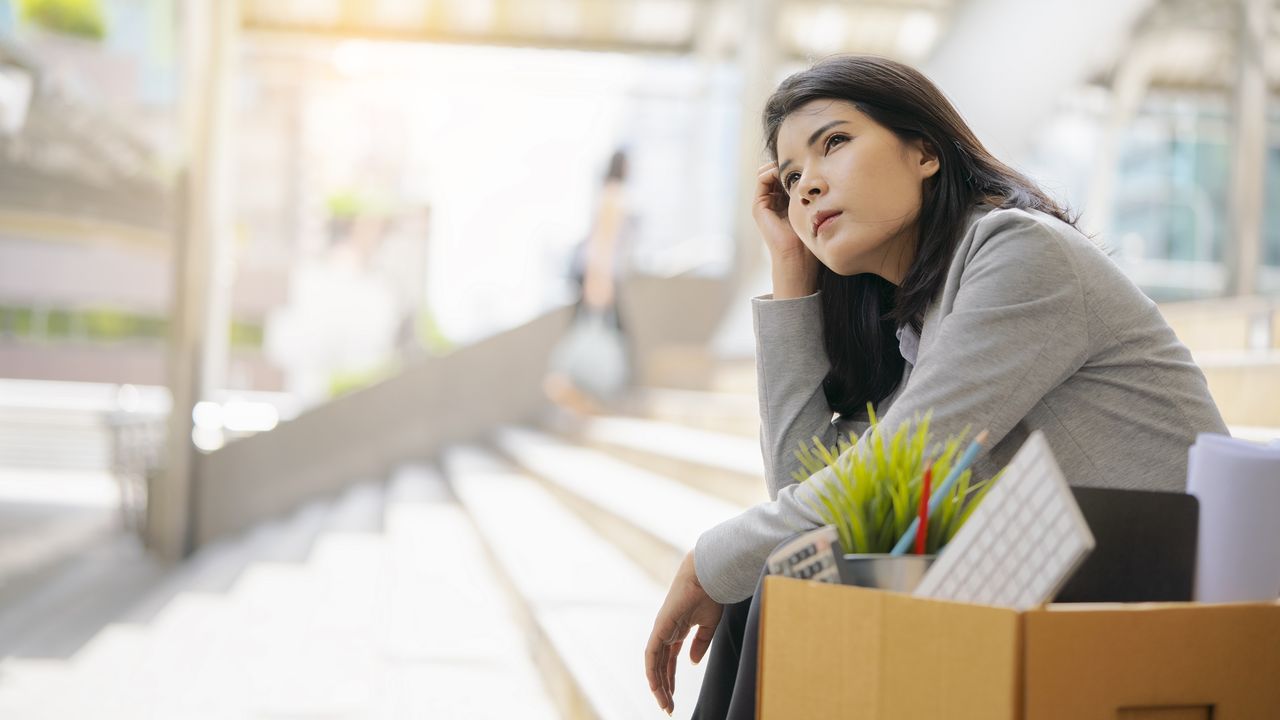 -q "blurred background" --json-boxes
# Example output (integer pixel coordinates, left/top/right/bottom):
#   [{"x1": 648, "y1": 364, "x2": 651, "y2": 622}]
[{"x1": 0, "y1": 0, "x2": 1276, "y2": 717}]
